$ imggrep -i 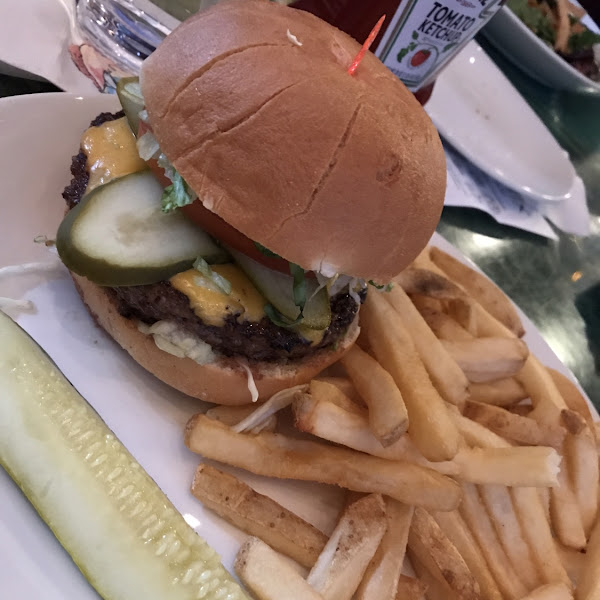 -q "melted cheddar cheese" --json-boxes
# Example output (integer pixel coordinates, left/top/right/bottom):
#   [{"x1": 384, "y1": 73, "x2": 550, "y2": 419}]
[
  {"x1": 81, "y1": 117, "x2": 146, "y2": 190},
  {"x1": 170, "y1": 265, "x2": 266, "y2": 327}
]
